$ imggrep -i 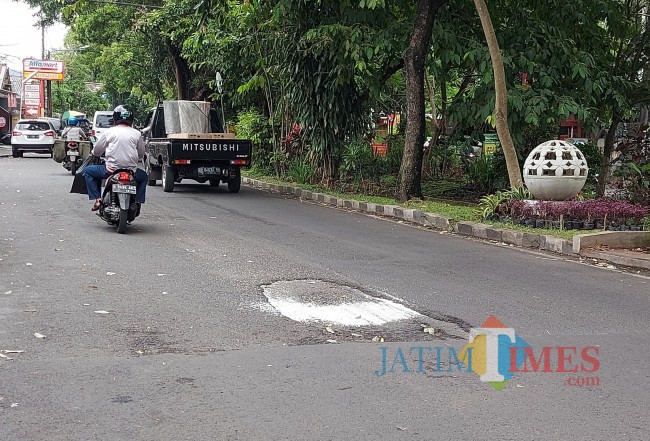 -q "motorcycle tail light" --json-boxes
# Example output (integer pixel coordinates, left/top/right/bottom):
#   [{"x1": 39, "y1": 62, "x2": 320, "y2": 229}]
[
  {"x1": 12, "y1": 131, "x2": 22, "y2": 136},
  {"x1": 118, "y1": 172, "x2": 132, "y2": 184},
  {"x1": 68, "y1": 142, "x2": 78, "y2": 148},
  {"x1": 44, "y1": 131, "x2": 54, "y2": 137},
  {"x1": 92, "y1": 129, "x2": 96, "y2": 136}
]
